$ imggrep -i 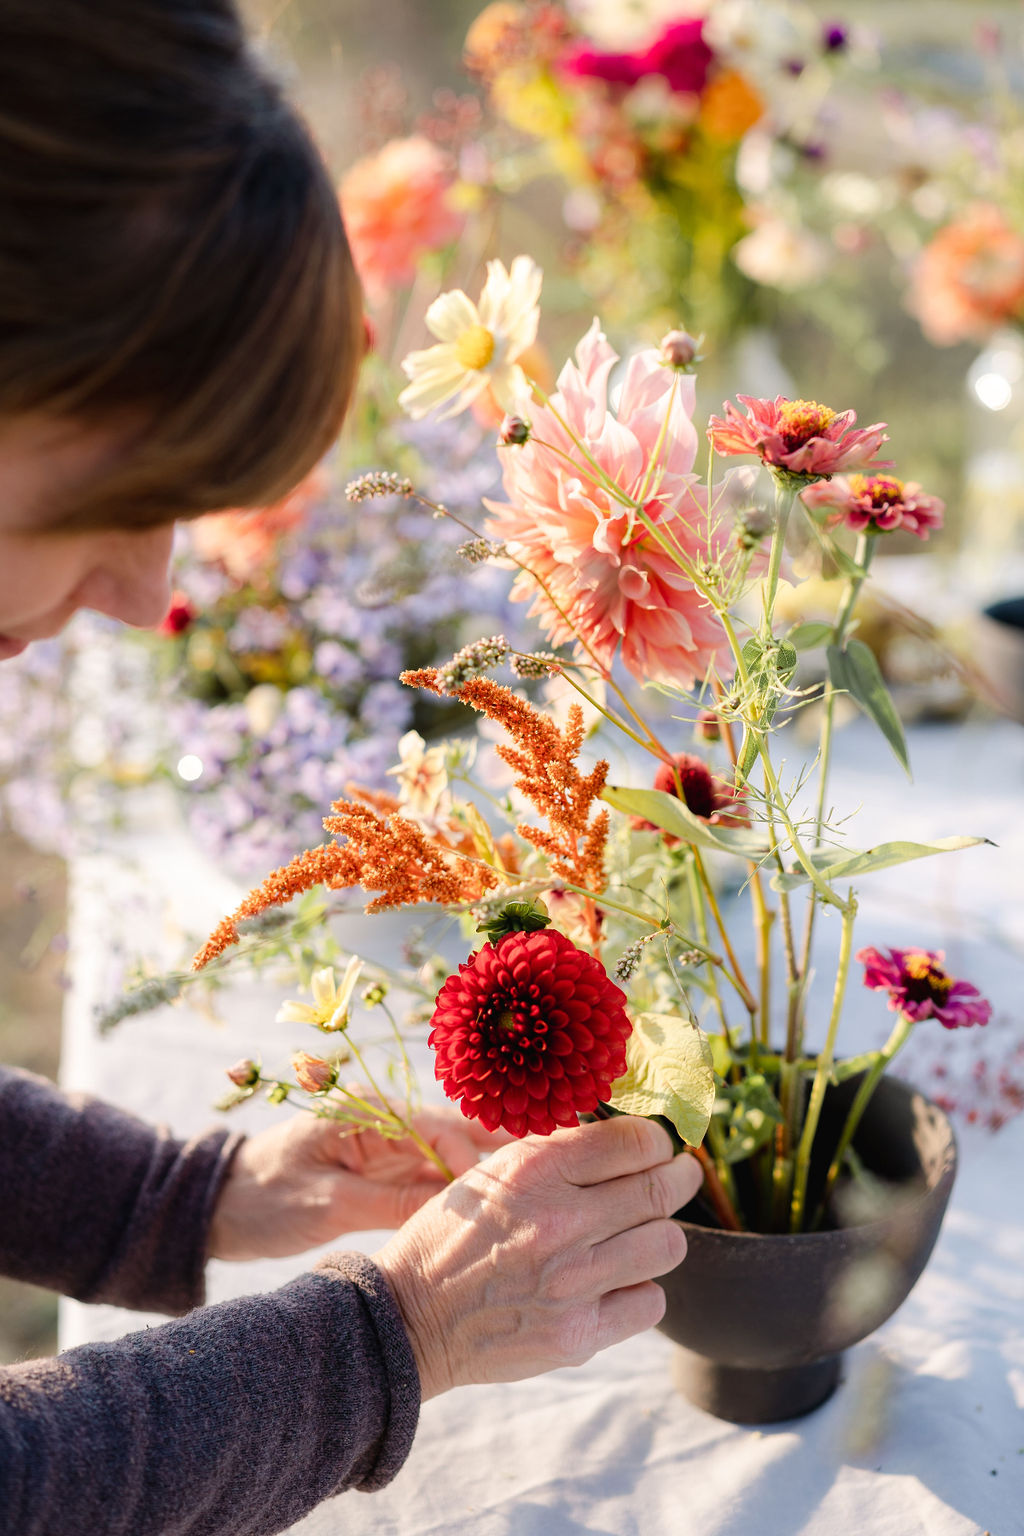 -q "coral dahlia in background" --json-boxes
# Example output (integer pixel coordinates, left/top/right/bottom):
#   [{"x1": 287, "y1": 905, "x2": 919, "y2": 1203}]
[
  {"x1": 485, "y1": 320, "x2": 752, "y2": 688},
  {"x1": 909, "y1": 203, "x2": 1024, "y2": 346},
  {"x1": 340, "y1": 135, "x2": 465, "y2": 305},
  {"x1": 858, "y1": 947, "x2": 991, "y2": 1031},
  {"x1": 429, "y1": 927, "x2": 632, "y2": 1136}
]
